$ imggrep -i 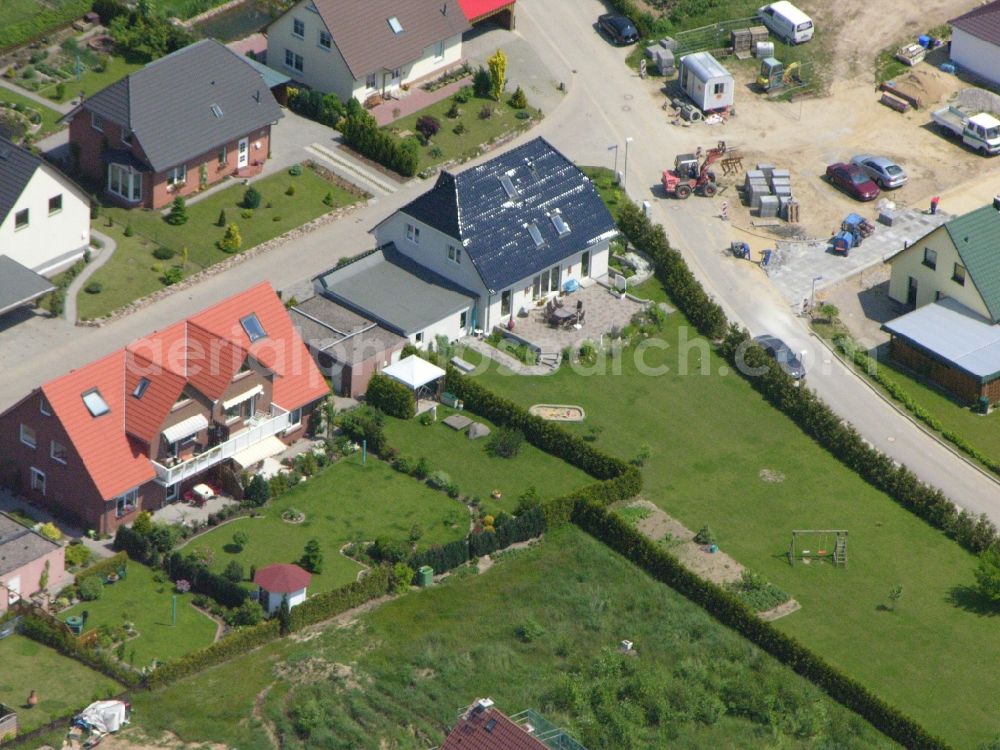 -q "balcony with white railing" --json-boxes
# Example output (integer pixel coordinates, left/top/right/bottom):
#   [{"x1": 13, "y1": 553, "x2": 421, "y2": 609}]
[{"x1": 152, "y1": 405, "x2": 290, "y2": 486}]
